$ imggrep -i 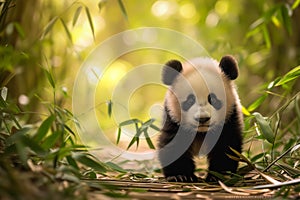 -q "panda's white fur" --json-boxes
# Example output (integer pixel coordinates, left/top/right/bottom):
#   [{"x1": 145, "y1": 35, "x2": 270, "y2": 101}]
[
  {"x1": 165, "y1": 57, "x2": 242, "y2": 132},
  {"x1": 158, "y1": 55, "x2": 243, "y2": 183}
]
